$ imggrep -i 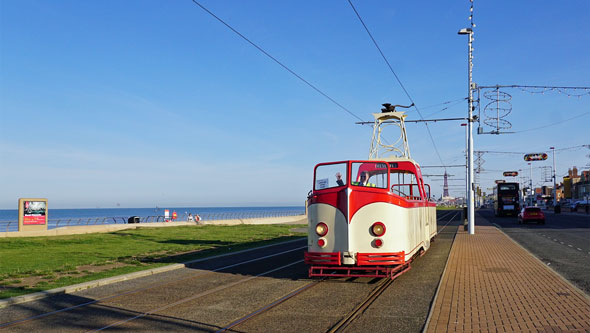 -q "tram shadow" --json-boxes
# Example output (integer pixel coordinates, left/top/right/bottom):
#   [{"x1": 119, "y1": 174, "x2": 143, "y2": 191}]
[
  {"x1": 137, "y1": 235, "x2": 309, "y2": 281},
  {"x1": 0, "y1": 292, "x2": 227, "y2": 331}
]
